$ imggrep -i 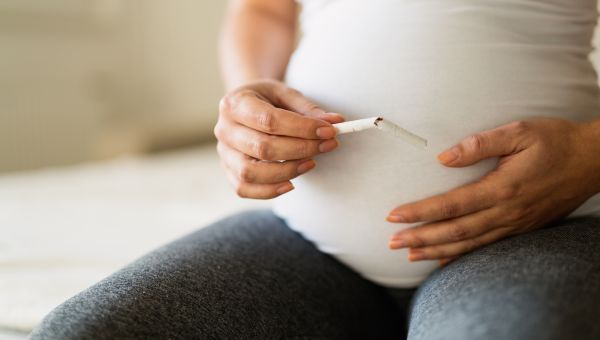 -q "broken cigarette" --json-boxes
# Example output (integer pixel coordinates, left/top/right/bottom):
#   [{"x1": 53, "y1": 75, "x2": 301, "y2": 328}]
[{"x1": 333, "y1": 116, "x2": 428, "y2": 149}]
